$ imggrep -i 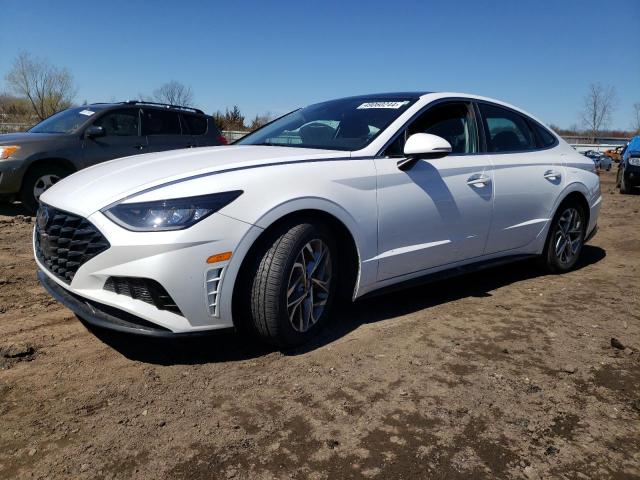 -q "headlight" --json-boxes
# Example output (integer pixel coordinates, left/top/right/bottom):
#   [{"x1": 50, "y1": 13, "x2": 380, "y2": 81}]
[
  {"x1": 629, "y1": 157, "x2": 640, "y2": 166},
  {"x1": 0, "y1": 146, "x2": 20, "y2": 159},
  {"x1": 103, "y1": 191, "x2": 243, "y2": 231}
]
